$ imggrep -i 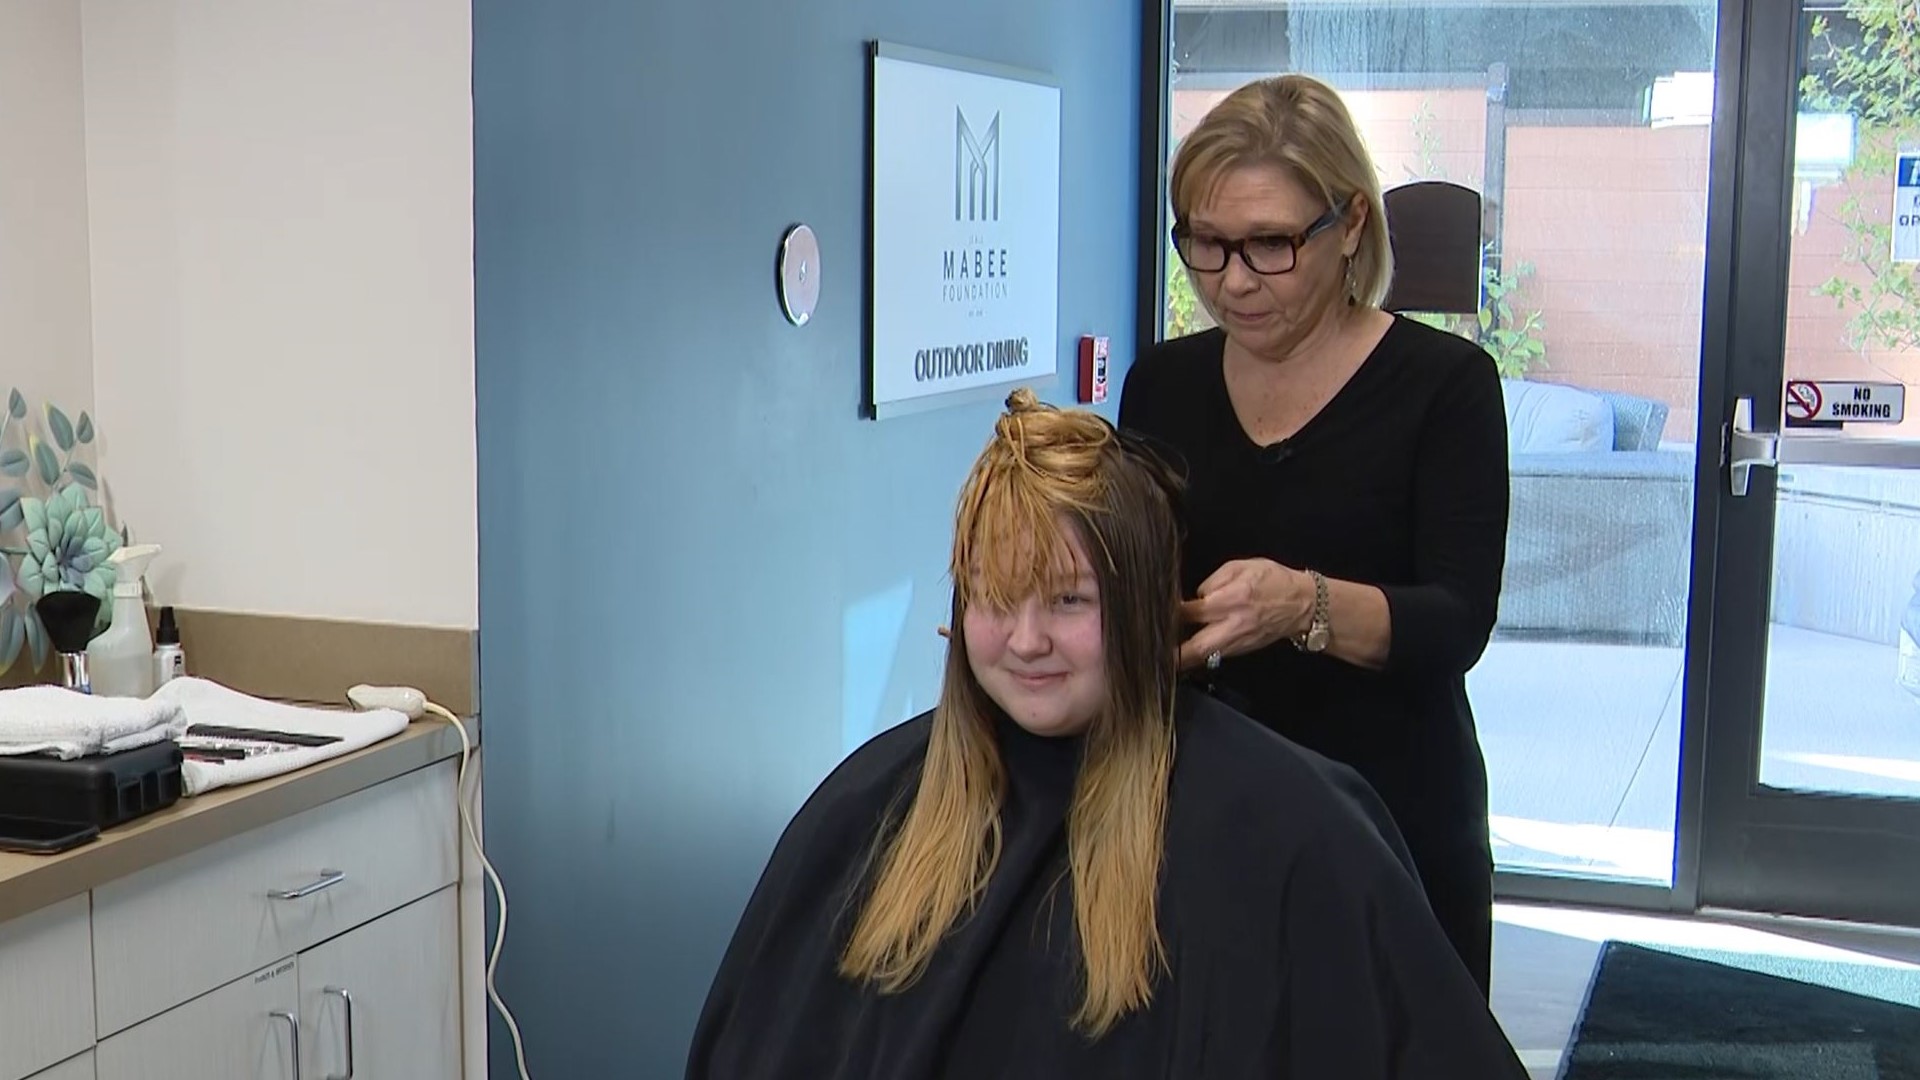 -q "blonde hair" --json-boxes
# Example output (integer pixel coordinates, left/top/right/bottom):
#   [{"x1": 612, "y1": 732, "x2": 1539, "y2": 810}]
[
  {"x1": 839, "y1": 389, "x2": 1184, "y2": 1037},
  {"x1": 1171, "y1": 74, "x2": 1393, "y2": 307}
]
